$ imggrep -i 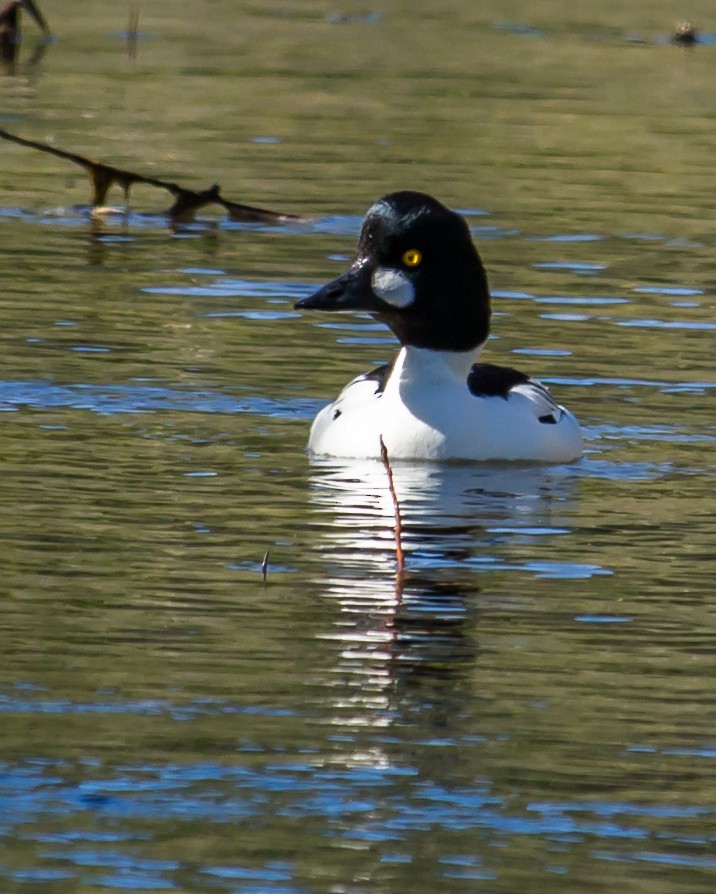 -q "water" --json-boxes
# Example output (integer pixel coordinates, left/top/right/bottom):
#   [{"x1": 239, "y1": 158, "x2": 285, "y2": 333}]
[{"x1": 1, "y1": 2, "x2": 715, "y2": 892}]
